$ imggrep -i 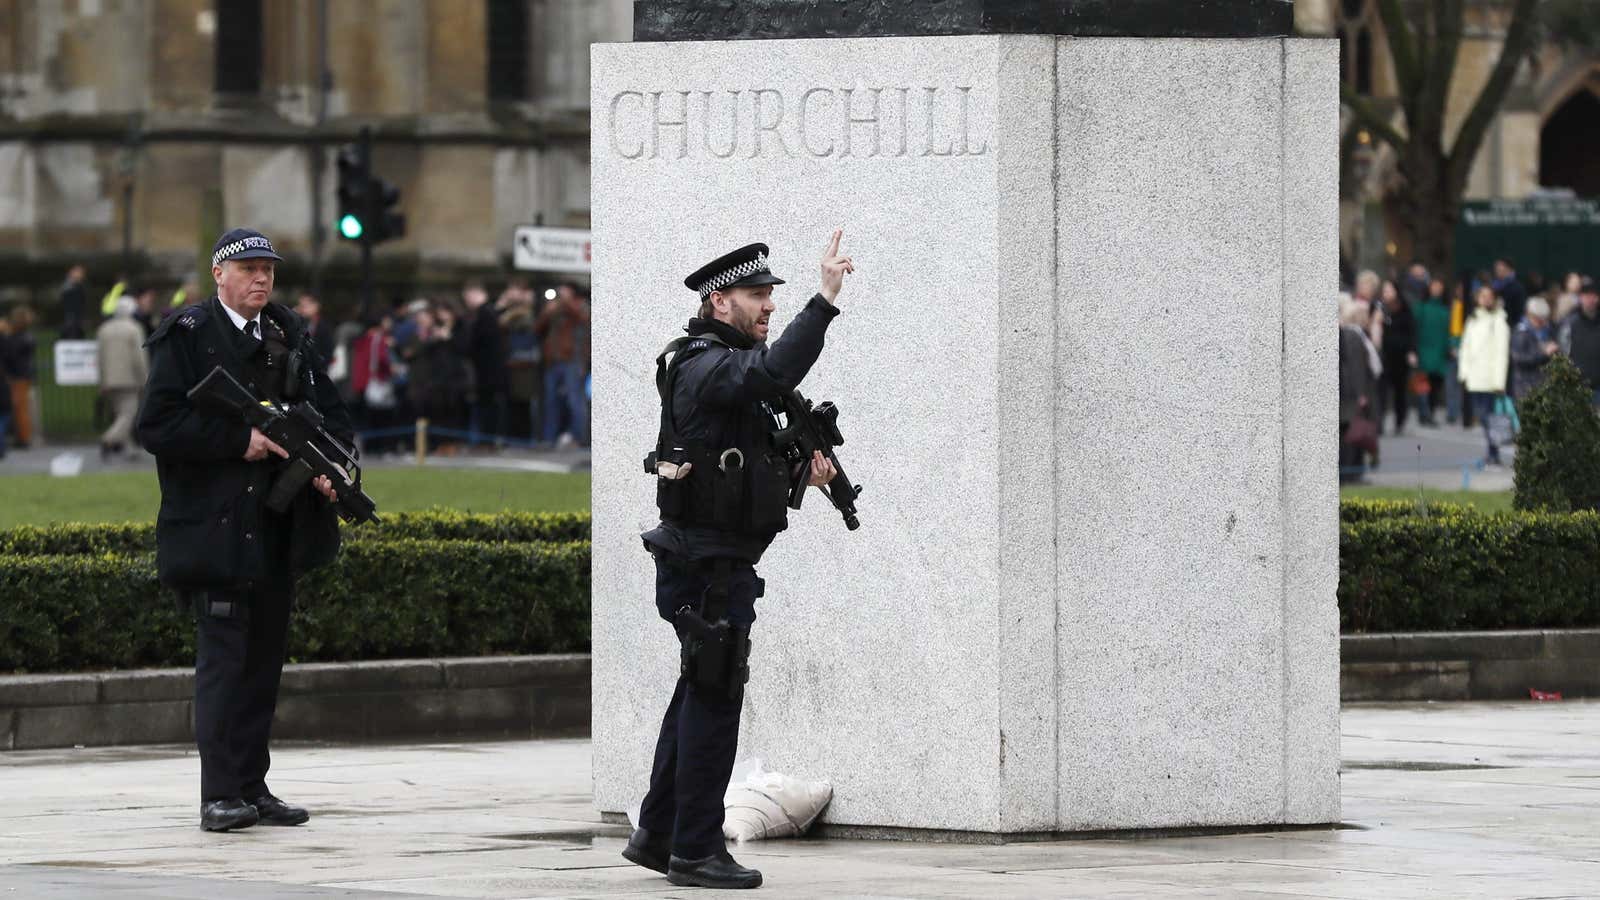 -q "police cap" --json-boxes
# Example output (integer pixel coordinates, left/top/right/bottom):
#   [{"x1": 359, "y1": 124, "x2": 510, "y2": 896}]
[
  {"x1": 684, "y1": 243, "x2": 786, "y2": 299},
  {"x1": 212, "y1": 227, "x2": 284, "y2": 268}
]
